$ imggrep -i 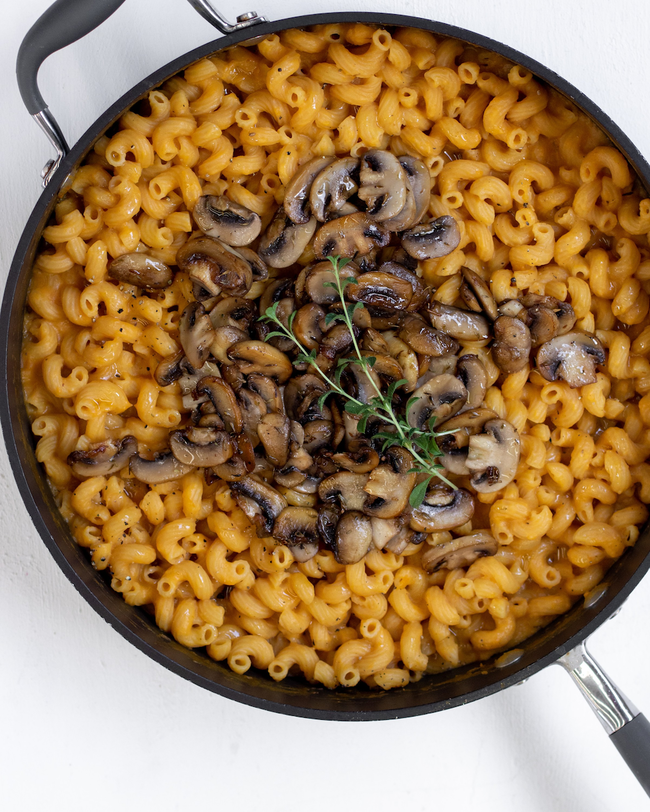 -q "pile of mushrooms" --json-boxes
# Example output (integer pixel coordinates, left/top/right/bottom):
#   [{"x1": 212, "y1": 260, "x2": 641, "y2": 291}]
[{"x1": 69, "y1": 149, "x2": 607, "y2": 572}]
